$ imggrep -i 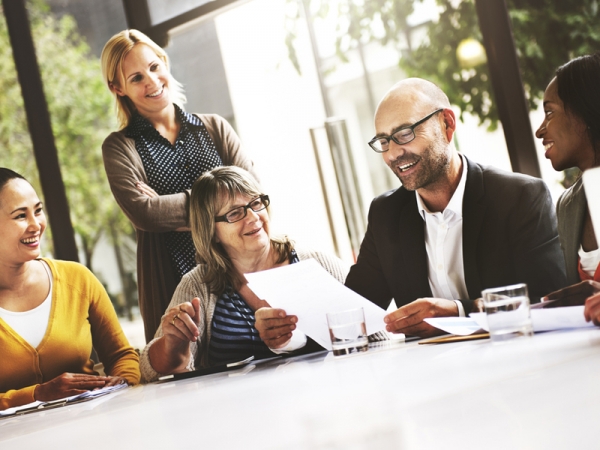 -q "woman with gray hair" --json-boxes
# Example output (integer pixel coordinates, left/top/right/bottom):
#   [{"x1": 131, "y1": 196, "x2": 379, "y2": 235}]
[{"x1": 140, "y1": 166, "x2": 347, "y2": 381}]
